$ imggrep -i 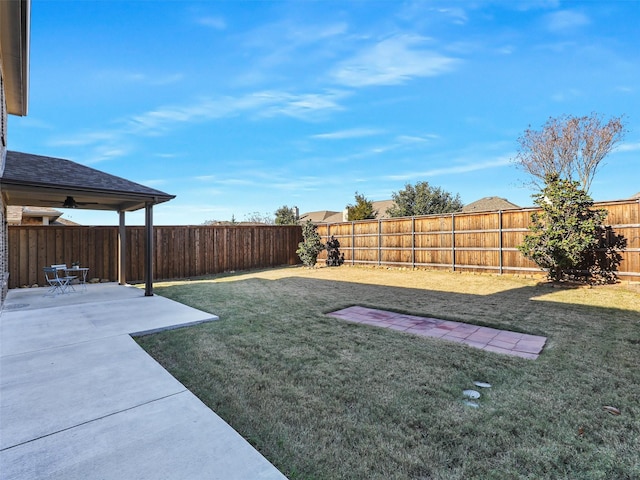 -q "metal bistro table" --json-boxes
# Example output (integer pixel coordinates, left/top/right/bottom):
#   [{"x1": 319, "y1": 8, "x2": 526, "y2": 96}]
[{"x1": 65, "y1": 266, "x2": 89, "y2": 292}]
